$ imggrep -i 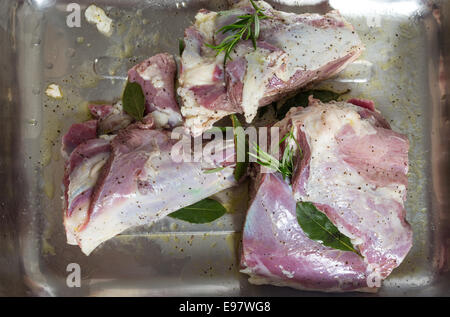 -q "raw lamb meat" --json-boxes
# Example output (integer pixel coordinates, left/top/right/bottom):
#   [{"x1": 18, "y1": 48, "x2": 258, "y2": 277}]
[
  {"x1": 128, "y1": 53, "x2": 182, "y2": 128},
  {"x1": 240, "y1": 172, "x2": 372, "y2": 292},
  {"x1": 178, "y1": 0, "x2": 364, "y2": 136},
  {"x1": 63, "y1": 116, "x2": 237, "y2": 255},
  {"x1": 240, "y1": 97, "x2": 412, "y2": 291},
  {"x1": 88, "y1": 101, "x2": 133, "y2": 135},
  {"x1": 63, "y1": 51, "x2": 235, "y2": 255},
  {"x1": 61, "y1": 120, "x2": 98, "y2": 159}
]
